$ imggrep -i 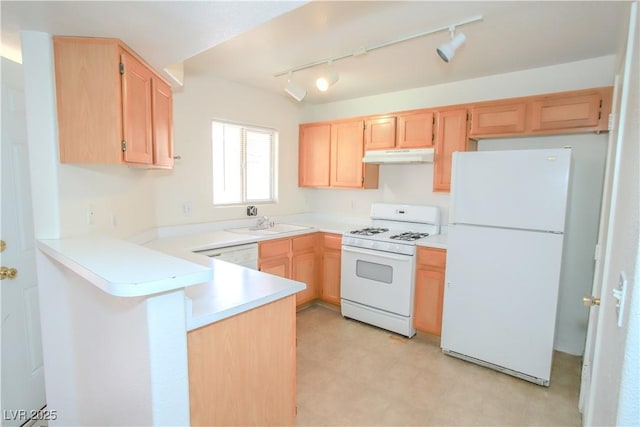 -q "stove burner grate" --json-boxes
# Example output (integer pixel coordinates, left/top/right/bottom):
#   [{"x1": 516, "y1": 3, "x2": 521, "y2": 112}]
[
  {"x1": 390, "y1": 232, "x2": 430, "y2": 241},
  {"x1": 350, "y1": 227, "x2": 389, "y2": 236}
]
